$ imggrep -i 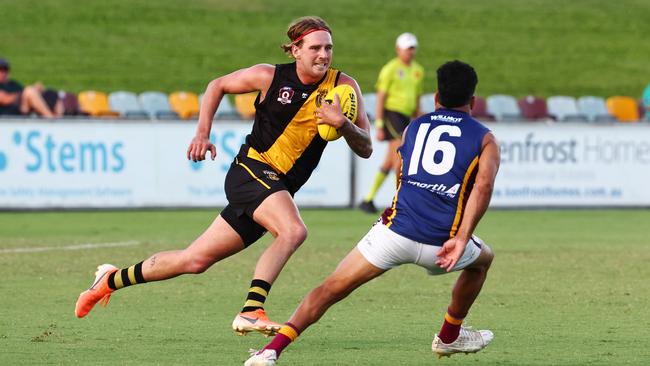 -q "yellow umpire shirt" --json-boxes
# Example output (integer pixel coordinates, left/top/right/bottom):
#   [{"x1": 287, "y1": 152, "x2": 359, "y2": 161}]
[{"x1": 375, "y1": 58, "x2": 424, "y2": 117}]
